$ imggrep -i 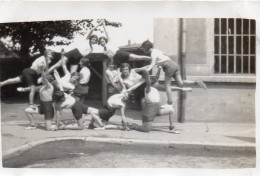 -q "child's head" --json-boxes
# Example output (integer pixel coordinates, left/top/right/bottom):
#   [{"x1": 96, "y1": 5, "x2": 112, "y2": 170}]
[
  {"x1": 44, "y1": 49, "x2": 54, "y2": 60},
  {"x1": 70, "y1": 72, "x2": 80, "y2": 84},
  {"x1": 120, "y1": 63, "x2": 131, "y2": 78},
  {"x1": 99, "y1": 36, "x2": 108, "y2": 47},
  {"x1": 45, "y1": 74, "x2": 55, "y2": 83},
  {"x1": 89, "y1": 35, "x2": 98, "y2": 45},
  {"x1": 53, "y1": 90, "x2": 65, "y2": 103},
  {"x1": 107, "y1": 61, "x2": 116, "y2": 70},
  {"x1": 79, "y1": 57, "x2": 90, "y2": 67},
  {"x1": 121, "y1": 92, "x2": 129, "y2": 101},
  {"x1": 141, "y1": 40, "x2": 153, "y2": 54}
]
